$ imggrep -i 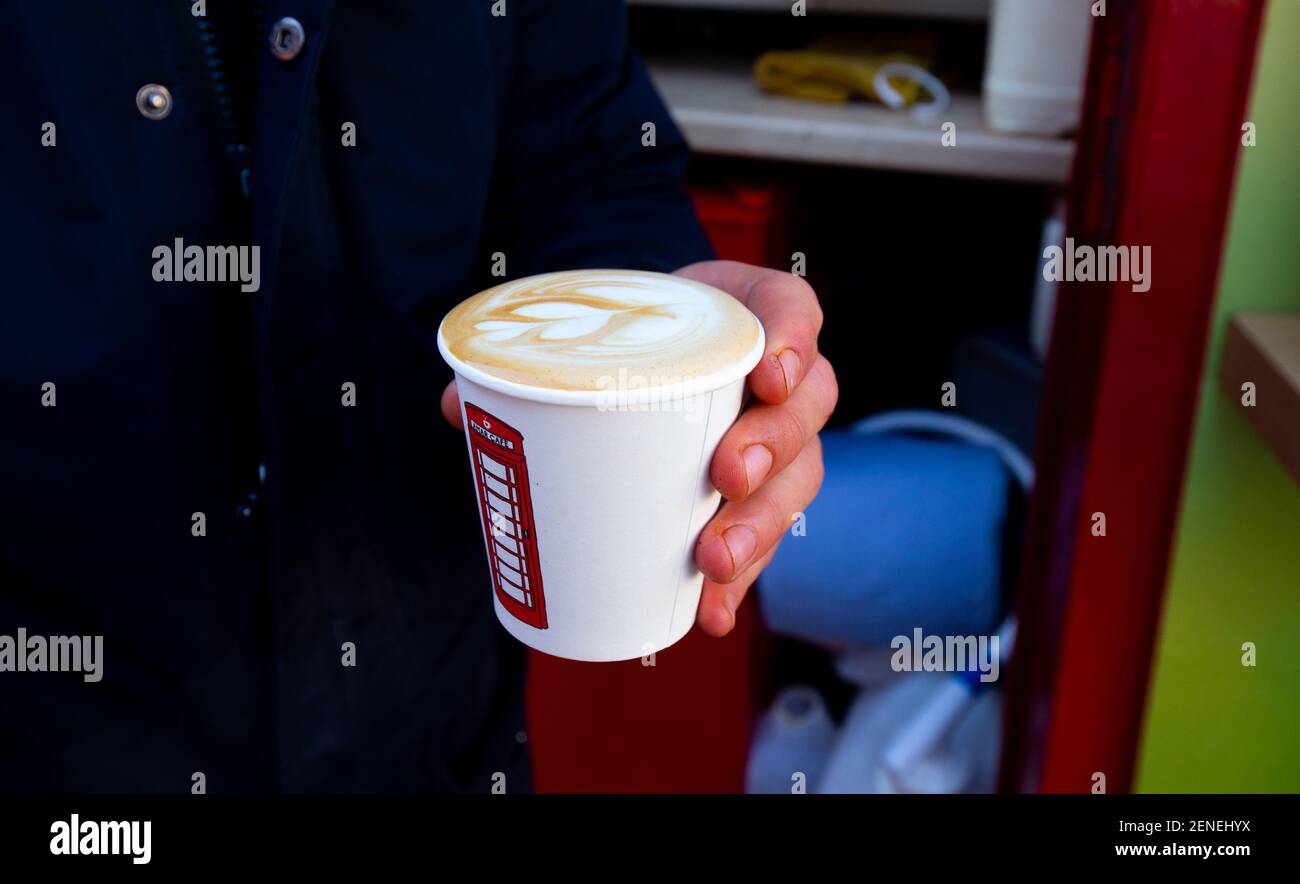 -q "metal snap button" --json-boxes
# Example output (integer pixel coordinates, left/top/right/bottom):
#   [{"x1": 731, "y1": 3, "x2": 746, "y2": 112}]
[
  {"x1": 135, "y1": 84, "x2": 173, "y2": 120},
  {"x1": 269, "y1": 17, "x2": 306, "y2": 61}
]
